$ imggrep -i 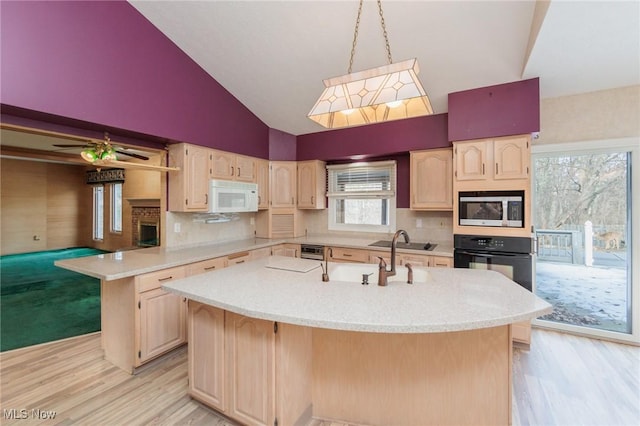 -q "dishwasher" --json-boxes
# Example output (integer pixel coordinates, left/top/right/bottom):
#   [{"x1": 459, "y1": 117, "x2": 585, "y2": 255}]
[{"x1": 300, "y1": 244, "x2": 325, "y2": 260}]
